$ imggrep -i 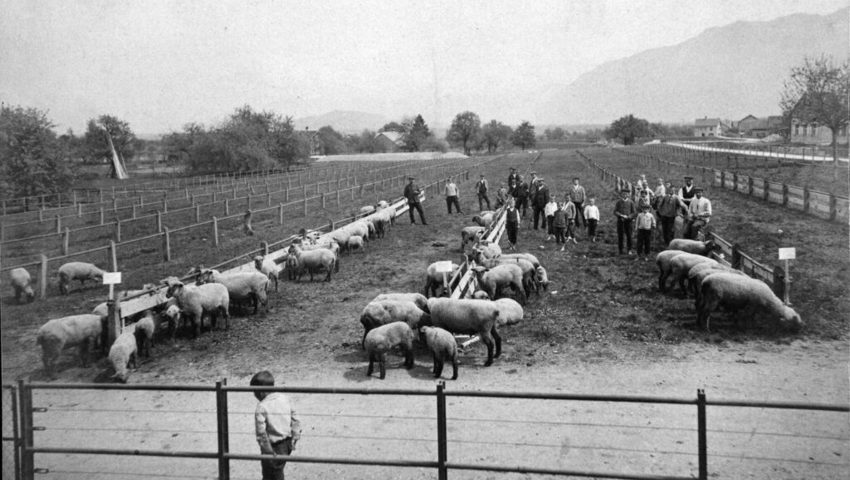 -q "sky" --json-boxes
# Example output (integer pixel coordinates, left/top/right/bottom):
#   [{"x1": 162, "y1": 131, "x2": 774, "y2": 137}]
[{"x1": 1, "y1": 0, "x2": 847, "y2": 134}]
